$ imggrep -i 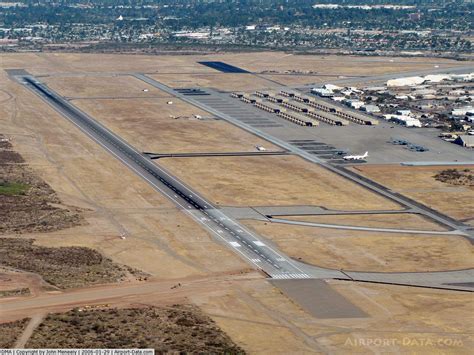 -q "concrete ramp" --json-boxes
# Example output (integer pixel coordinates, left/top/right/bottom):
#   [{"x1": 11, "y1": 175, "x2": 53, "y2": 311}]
[{"x1": 272, "y1": 279, "x2": 368, "y2": 319}]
